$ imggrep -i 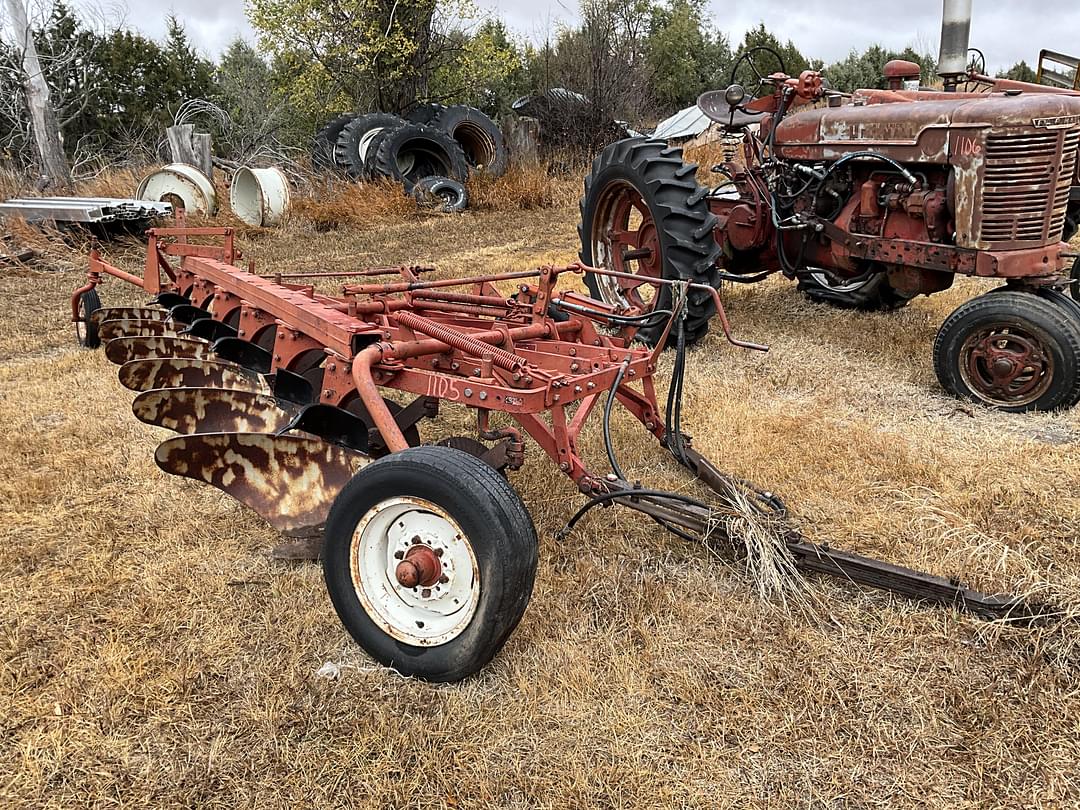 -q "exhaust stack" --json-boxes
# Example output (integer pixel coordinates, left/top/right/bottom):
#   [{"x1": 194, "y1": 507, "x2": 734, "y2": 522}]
[{"x1": 937, "y1": 0, "x2": 973, "y2": 90}]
